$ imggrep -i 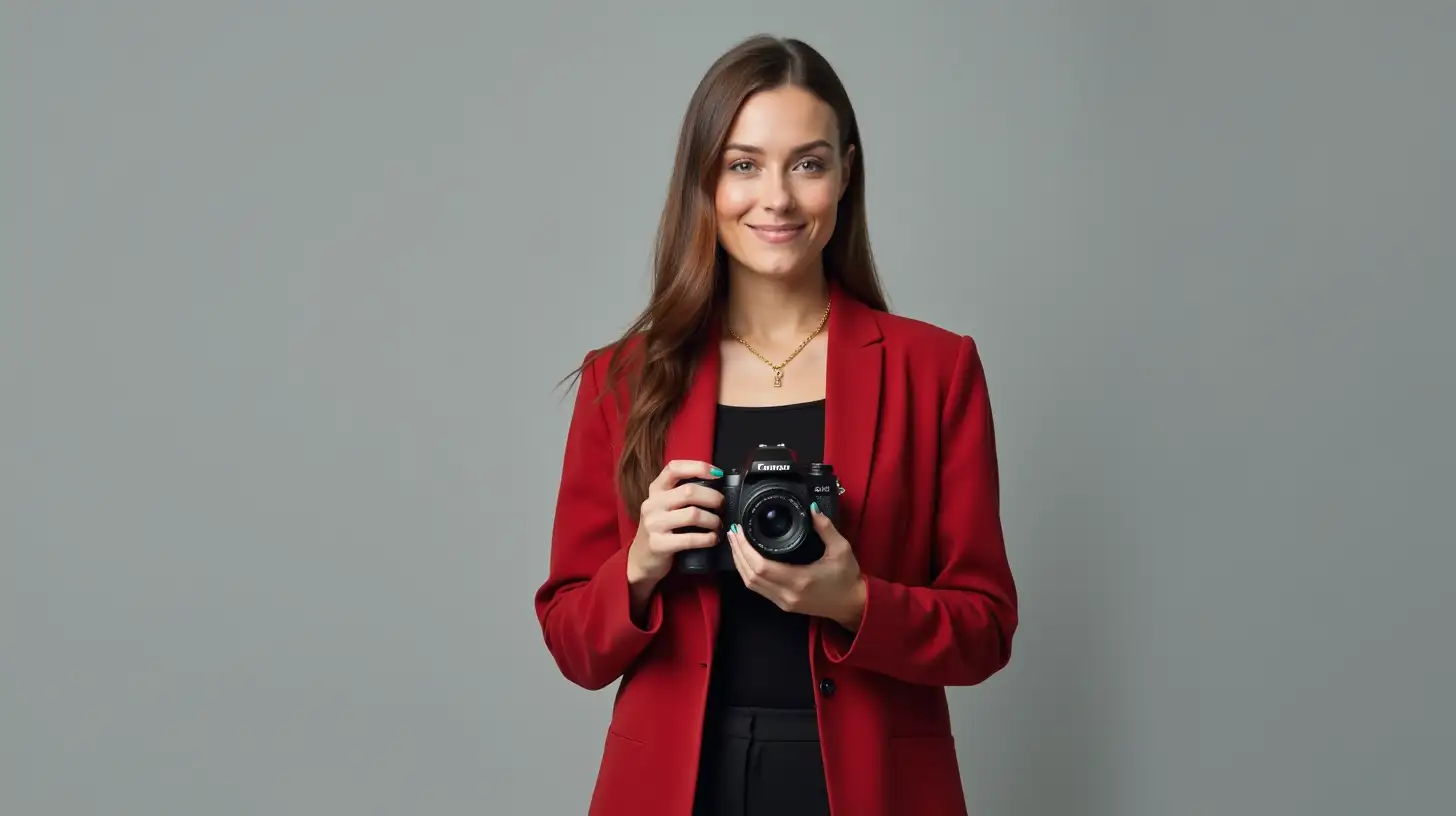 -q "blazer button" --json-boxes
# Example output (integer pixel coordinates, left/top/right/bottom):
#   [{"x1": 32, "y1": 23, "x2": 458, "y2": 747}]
[{"x1": 819, "y1": 678, "x2": 836, "y2": 697}]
